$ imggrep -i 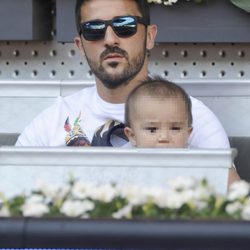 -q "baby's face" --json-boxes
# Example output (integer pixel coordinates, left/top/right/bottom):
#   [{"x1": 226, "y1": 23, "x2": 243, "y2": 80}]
[{"x1": 126, "y1": 96, "x2": 192, "y2": 148}]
